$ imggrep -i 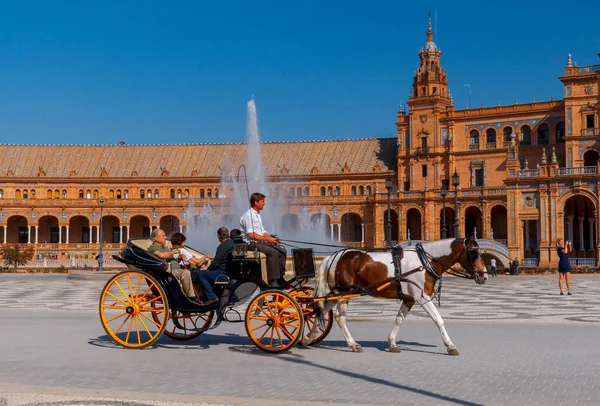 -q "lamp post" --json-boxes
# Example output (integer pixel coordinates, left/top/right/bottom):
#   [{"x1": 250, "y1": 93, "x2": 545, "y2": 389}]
[
  {"x1": 385, "y1": 174, "x2": 393, "y2": 246},
  {"x1": 440, "y1": 185, "x2": 448, "y2": 239},
  {"x1": 452, "y1": 170, "x2": 460, "y2": 237},
  {"x1": 97, "y1": 197, "x2": 105, "y2": 272}
]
